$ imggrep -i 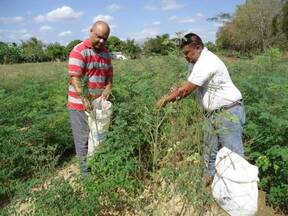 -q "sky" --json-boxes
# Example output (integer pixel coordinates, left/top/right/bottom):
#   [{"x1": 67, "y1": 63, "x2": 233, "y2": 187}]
[{"x1": 0, "y1": 0, "x2": 245, "y2": 45}]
